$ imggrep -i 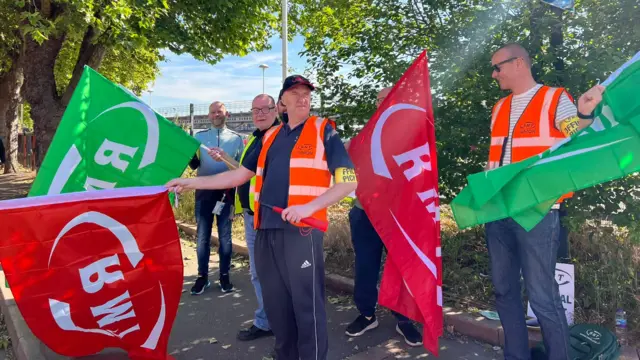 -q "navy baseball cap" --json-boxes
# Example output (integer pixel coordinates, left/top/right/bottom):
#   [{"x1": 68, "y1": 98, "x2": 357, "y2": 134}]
[{"x1": 280, "y1": 75, "x2": 315, "y2": 96}]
